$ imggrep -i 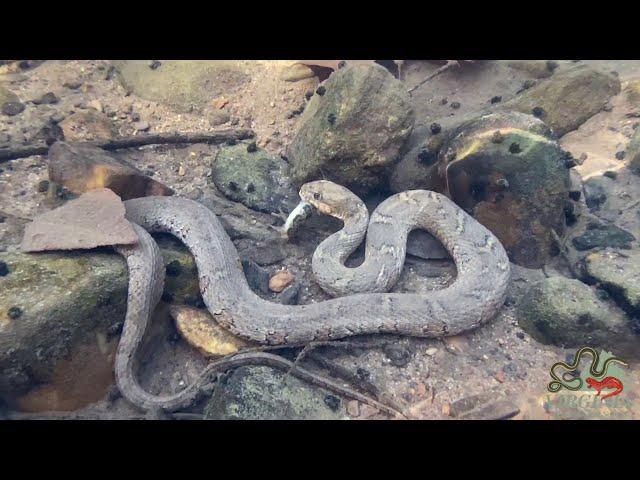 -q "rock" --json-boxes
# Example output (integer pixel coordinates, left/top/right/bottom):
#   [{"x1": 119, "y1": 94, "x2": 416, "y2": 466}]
[
  {"x1": 113, "y1": 60, "x2": 251, "y2": 113},
  {"x1": 500, "y1": 65, "x2": 621, "y2": 137},
  {"x1": 241, "y1": 259, "x2": 271, "y2": 294},
  {"x1": 170, "y1": 305, "x2": 253, "y2": 357},
  {"x1": 406, "y1": 230, "x2": 450, "y2": 260},
  {"x1": 63, "y1": 80, "x2": 83, "y2": 90},
  {"x1": 20, "y1": 189, "x2": 139, "y2": 253},
  {"x1": 0, "y1": 85, "x2": 19, "y2": 105},
  {"x1": 517, "y1": 276, "x2": 635, "y2": 350},
  {"x1": 32, "y1": 92, "x2": 59, "y2": 105},
  {"x1": 583, "y1": 249, "x2": 640, "y2": 316},
  {"x1": 208, "y1": 109, "x2": 230, "y2": 126},
  {"x1": 2, "y1": 101, "x2": 25, "y2": 116},
  {"x1": 583, "y1": 176, "x2": 610, "y2": 211},
  {"x1": 59, "y1": 110, "x2": 117, "y2": 141},
  {"x1": 48, "y1": 142, "x2": 173, "y2": 200},
  {"x1": 281, "y1": 63, "x2": 316, "y2": 82},
  {"x1": 133, "y1": 121, "x2": 150, "y2": 132},
  {"x1": 571, "y1": 222, "x2": 635, "y2": 251},
  {"x1": 505, "y1": 60, "x2": 556, "y2": 79},
  {"x1": 203, "y1": 366, "x2": 345, "y2": 420},
  {"x1": 278, "y1": 283, "x2": 300, "y2": 305},
  {"x1": 0, "y1": 235, "x2": 202, "y2": 407},
  {"x1": 269, "y1": 269, "x2": 295, "y2": 293},
  {"x1": 382, "y1": 344, "x2": 412, "y2": 367},
  {"x1": 287, "y1": 64, "x2": 414, "y2": 195},
  {"x1": 626, "y1": 127, "x2": 640, "y2": 174},
  {"x1": 211, "y1": 143, "x2": 298, "y2": 214},
  {"x1": 394, "y1": 111, "x2": 570, "y2": 268}
]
